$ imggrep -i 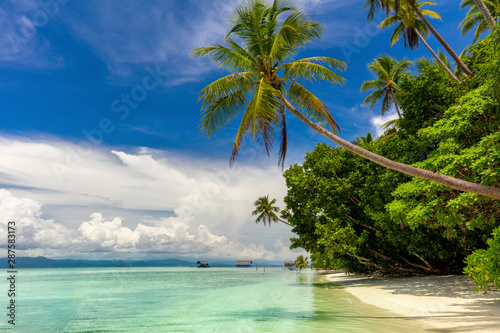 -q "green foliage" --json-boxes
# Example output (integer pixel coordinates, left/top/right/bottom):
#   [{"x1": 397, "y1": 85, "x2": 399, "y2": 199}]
[
  {"x1": 464, "y1": 226, "x2": 500, "y2": 292},
  {"x1": 387, "y1": 86, "x2": 500, "y2": 241},
  {"x1": 398, "y1": 65, "x2": 465, "y2": 135},
  {"x1": 282, "y1": 35, "x2": 500, "y2": 283},
  {"x1": 283, "y1": 139, "x2": 468, "y2": 274}
]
